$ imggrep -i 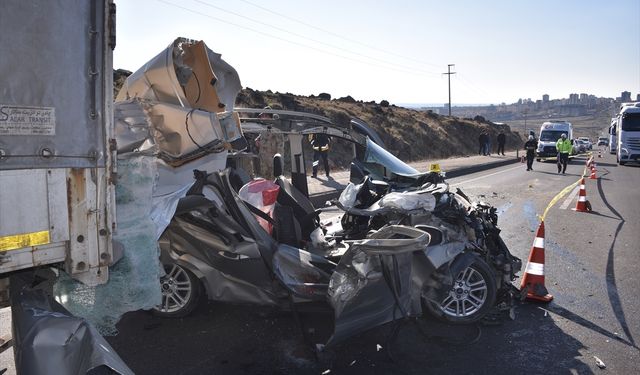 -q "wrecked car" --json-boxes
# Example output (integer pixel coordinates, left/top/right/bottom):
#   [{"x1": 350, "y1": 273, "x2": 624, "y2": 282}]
[
  {"x1": 152, "y1": 126, "x2": 521, "y2": 333},
  {"x1": 114, "y1": 37, "x2": 522, "y2": 345}
]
